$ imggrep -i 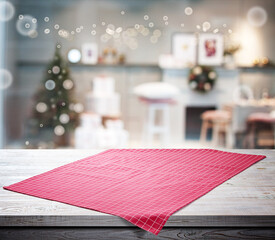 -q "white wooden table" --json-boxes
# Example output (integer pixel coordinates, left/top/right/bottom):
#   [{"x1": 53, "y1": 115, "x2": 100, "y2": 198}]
[{"x1": 0, "y1": 149, "x2": 275, "y2": 239}]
